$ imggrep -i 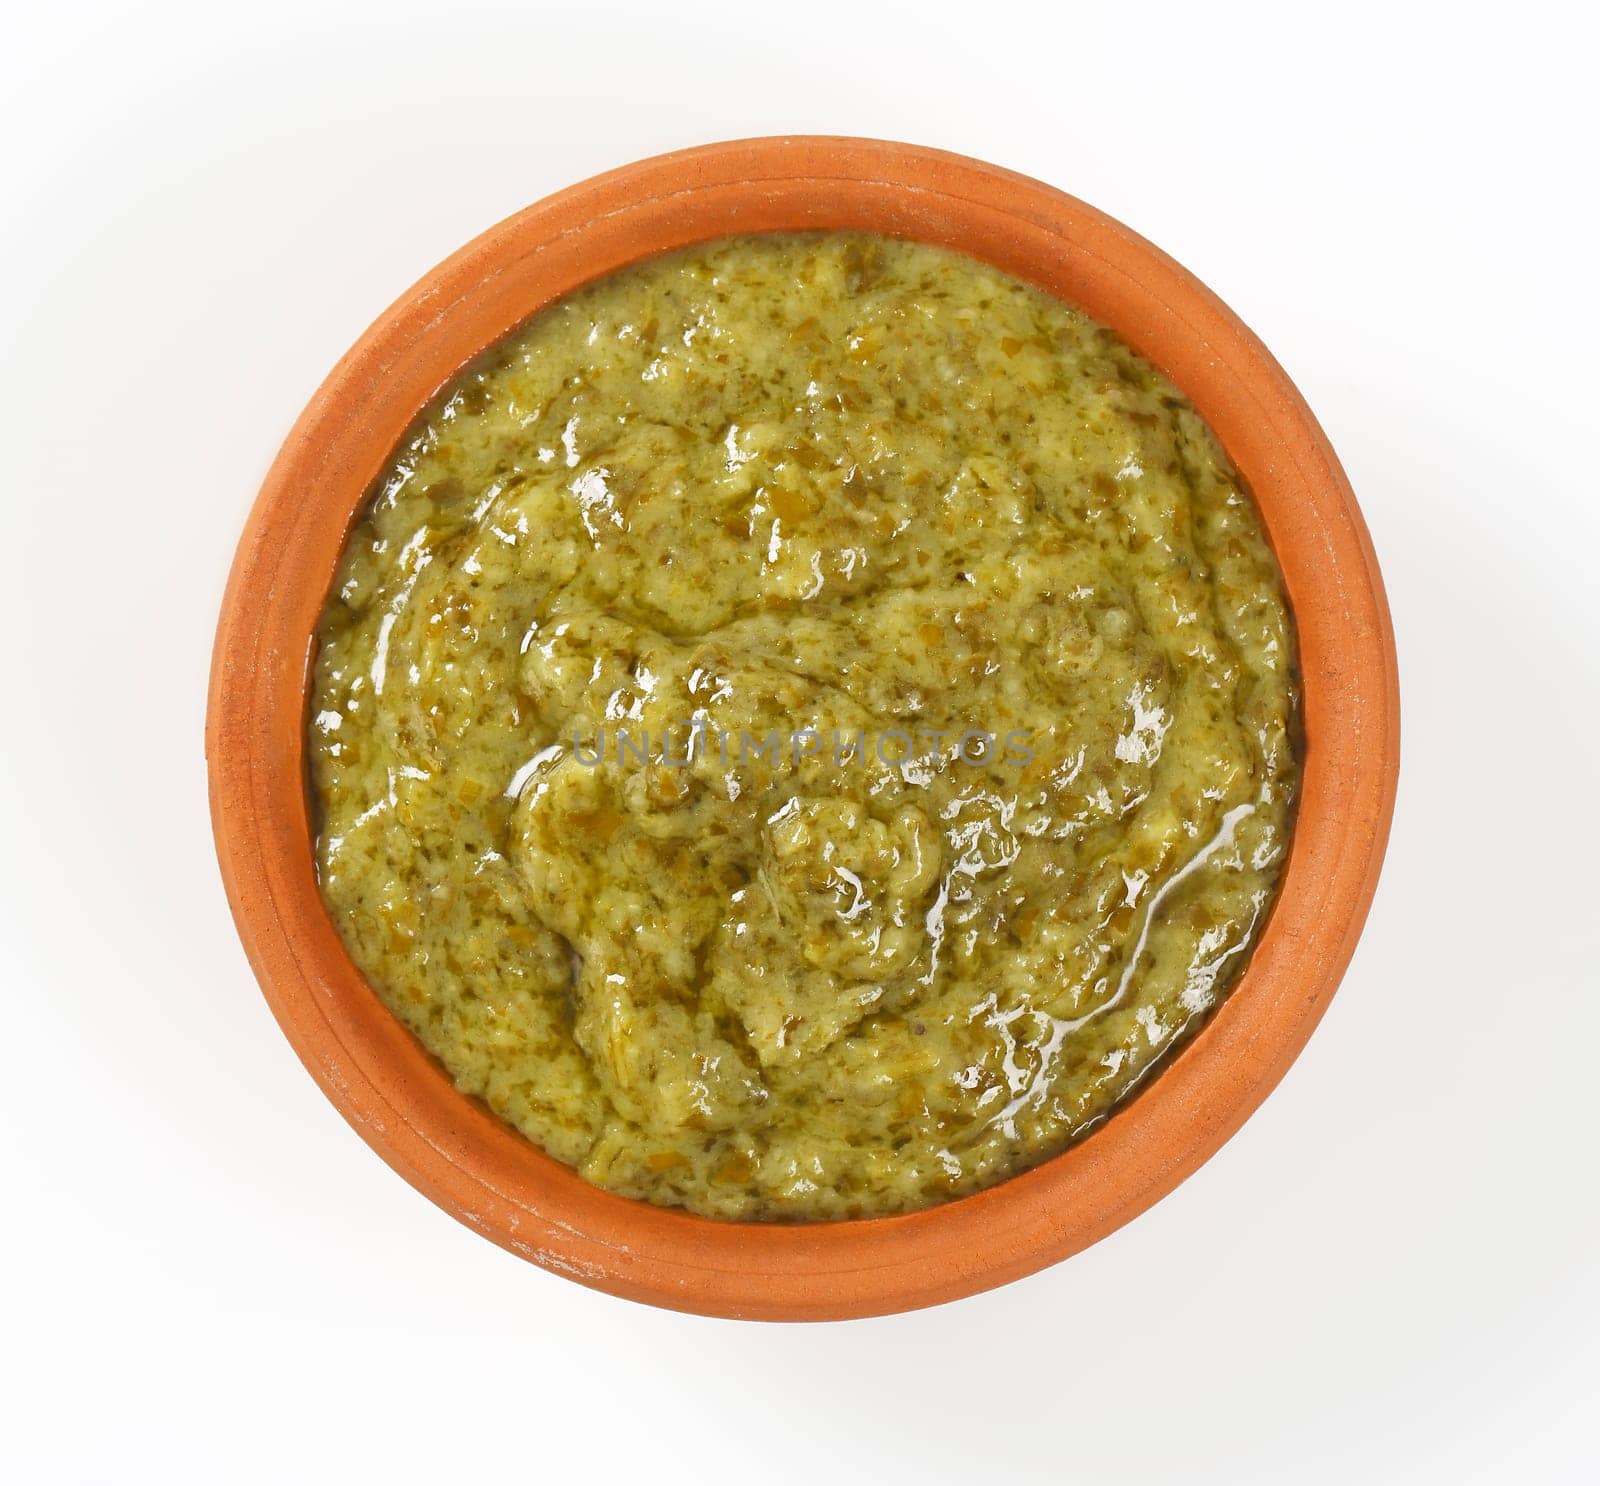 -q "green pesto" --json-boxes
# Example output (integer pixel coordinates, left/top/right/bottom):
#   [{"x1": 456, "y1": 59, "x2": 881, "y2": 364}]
[{"x1": 309, "y1": 234, "x2": 1299, "y2": 1220}]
